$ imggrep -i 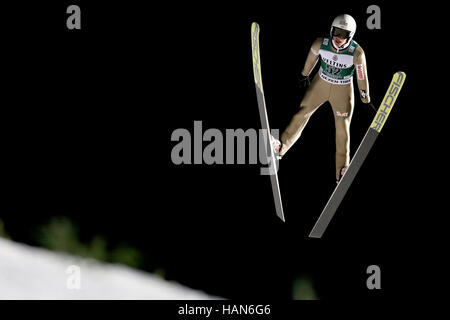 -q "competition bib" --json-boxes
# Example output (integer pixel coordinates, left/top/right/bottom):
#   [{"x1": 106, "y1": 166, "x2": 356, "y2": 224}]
[{"x1": 318, "y1": 37, "x2": 358, "y2": 85}]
